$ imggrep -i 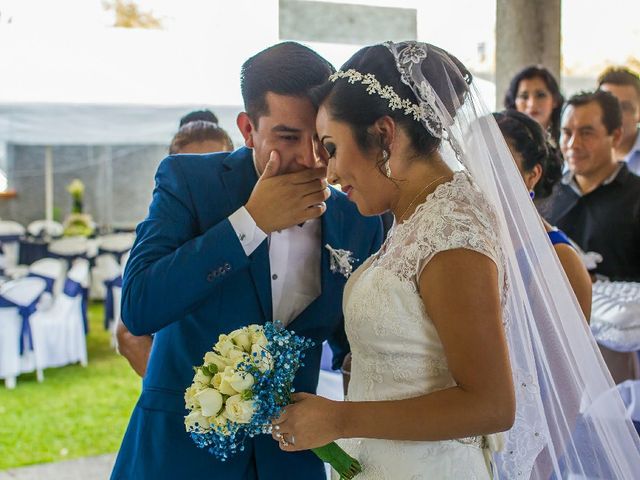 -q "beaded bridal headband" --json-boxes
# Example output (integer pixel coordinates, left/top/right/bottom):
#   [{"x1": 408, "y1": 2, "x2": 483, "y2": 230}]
[{"x1": 328, "y1": 69, "x2": 428, "y2": 124}]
